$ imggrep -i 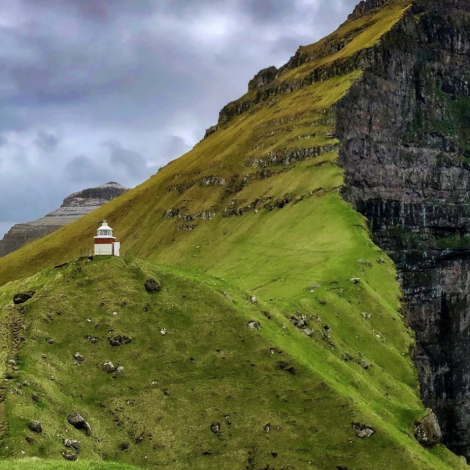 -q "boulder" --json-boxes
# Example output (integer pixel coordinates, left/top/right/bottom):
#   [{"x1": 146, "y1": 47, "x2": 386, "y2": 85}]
[
  {"x1": 73, "y1": 352, "x2": 84, "y2": 362},
  {"x1": 63, "y1": 438, "x2": 81, "y2": 451},
  {"x1": 27, "y1": 420, "x2": 42, "y2": 433},
  {"x1": 101, "y1": 361, "x2": 116, "y2": 373},
  {"x1": 144, "y1": 279, "x2": 161, "y2": 293},
  {"x1": 414, "y1": 409, "x2": 442, "y2": 447},
  {"x1": 109, "y1": 335, "x2": 132, "y2": 347},
  {"x1": 352, "y1": 422, "x2": 375, "y2": 438},
  {"x1": 247, "y1": 321, "x2": 260, "y2": 330},
  {"x1": 67, "y1": 412, "x2": 92, "y2": 436},
  {"x1": 62, "y1": 451, "x2": 78, "y2": 461},
  {"x1": 13, "y1": 292, "x2": 35, "y2": 305}
]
